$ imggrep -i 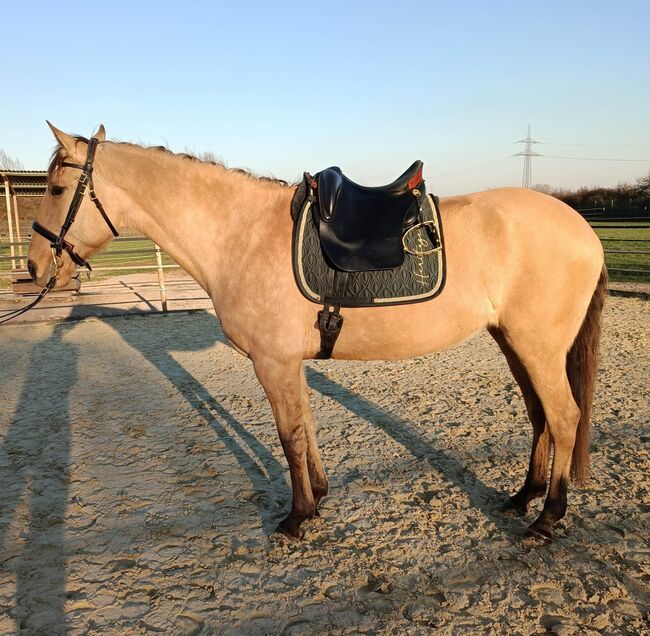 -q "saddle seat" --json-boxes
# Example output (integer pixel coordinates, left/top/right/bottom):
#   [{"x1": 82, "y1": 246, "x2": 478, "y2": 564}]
[{"x1": 313, "y1": 160, "x2": 425, "y2": 272}]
